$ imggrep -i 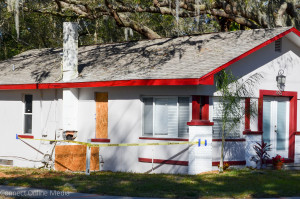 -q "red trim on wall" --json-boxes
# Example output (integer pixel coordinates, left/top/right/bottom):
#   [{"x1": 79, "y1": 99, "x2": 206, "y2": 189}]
[
  {"x1": 212, "y1": 160, "x2": 246, "y2": 166},
  {"x1": 188, "y1": 95, "x2": 214, "y2": 126},
  {"x1": 18, "y1": 135, "x2": 34, "y2": 139},
  {"x1": 295, "y1": 132, "x2": 300, "y2": 136},
  {"x1": 212, "y1": 139, "x2": 246, "y2": 142},
  {"x1": 139, "y1": 137, "x2": 188, "y2": 141},
  {"x1": 139, "y1": 158, "x2": 246, "y2": 166},
  {"x1": 198, "y1": 27, "x2": 299, "y2": 84},
  {"x1": 258, "y1": 90, "x2": 297, "y2": 160},
  {"x1": 1, "y1": 28, "x2": 299, "y2": 90},
  {"x1": 192, "y1": 96, "x2": 201, "y2": 121},
  {"x1": 201, "y1": 96, "x2": 210, "y2": 120},
  {"x1": 245, "y1": 98, "x2": 251, "y2": 131},
  {"x1": 187, "y1": 121, "x2": 214, "y2": 126},
  {"x1": 242, "y1": 131, "x2": 263, "y2": 135},
  {"x1": 138, "y1": 158, "x2": 188, "y2": 166},
  {"x1": 91, "y1": 138, "x2": 110, "y2": 143}
]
